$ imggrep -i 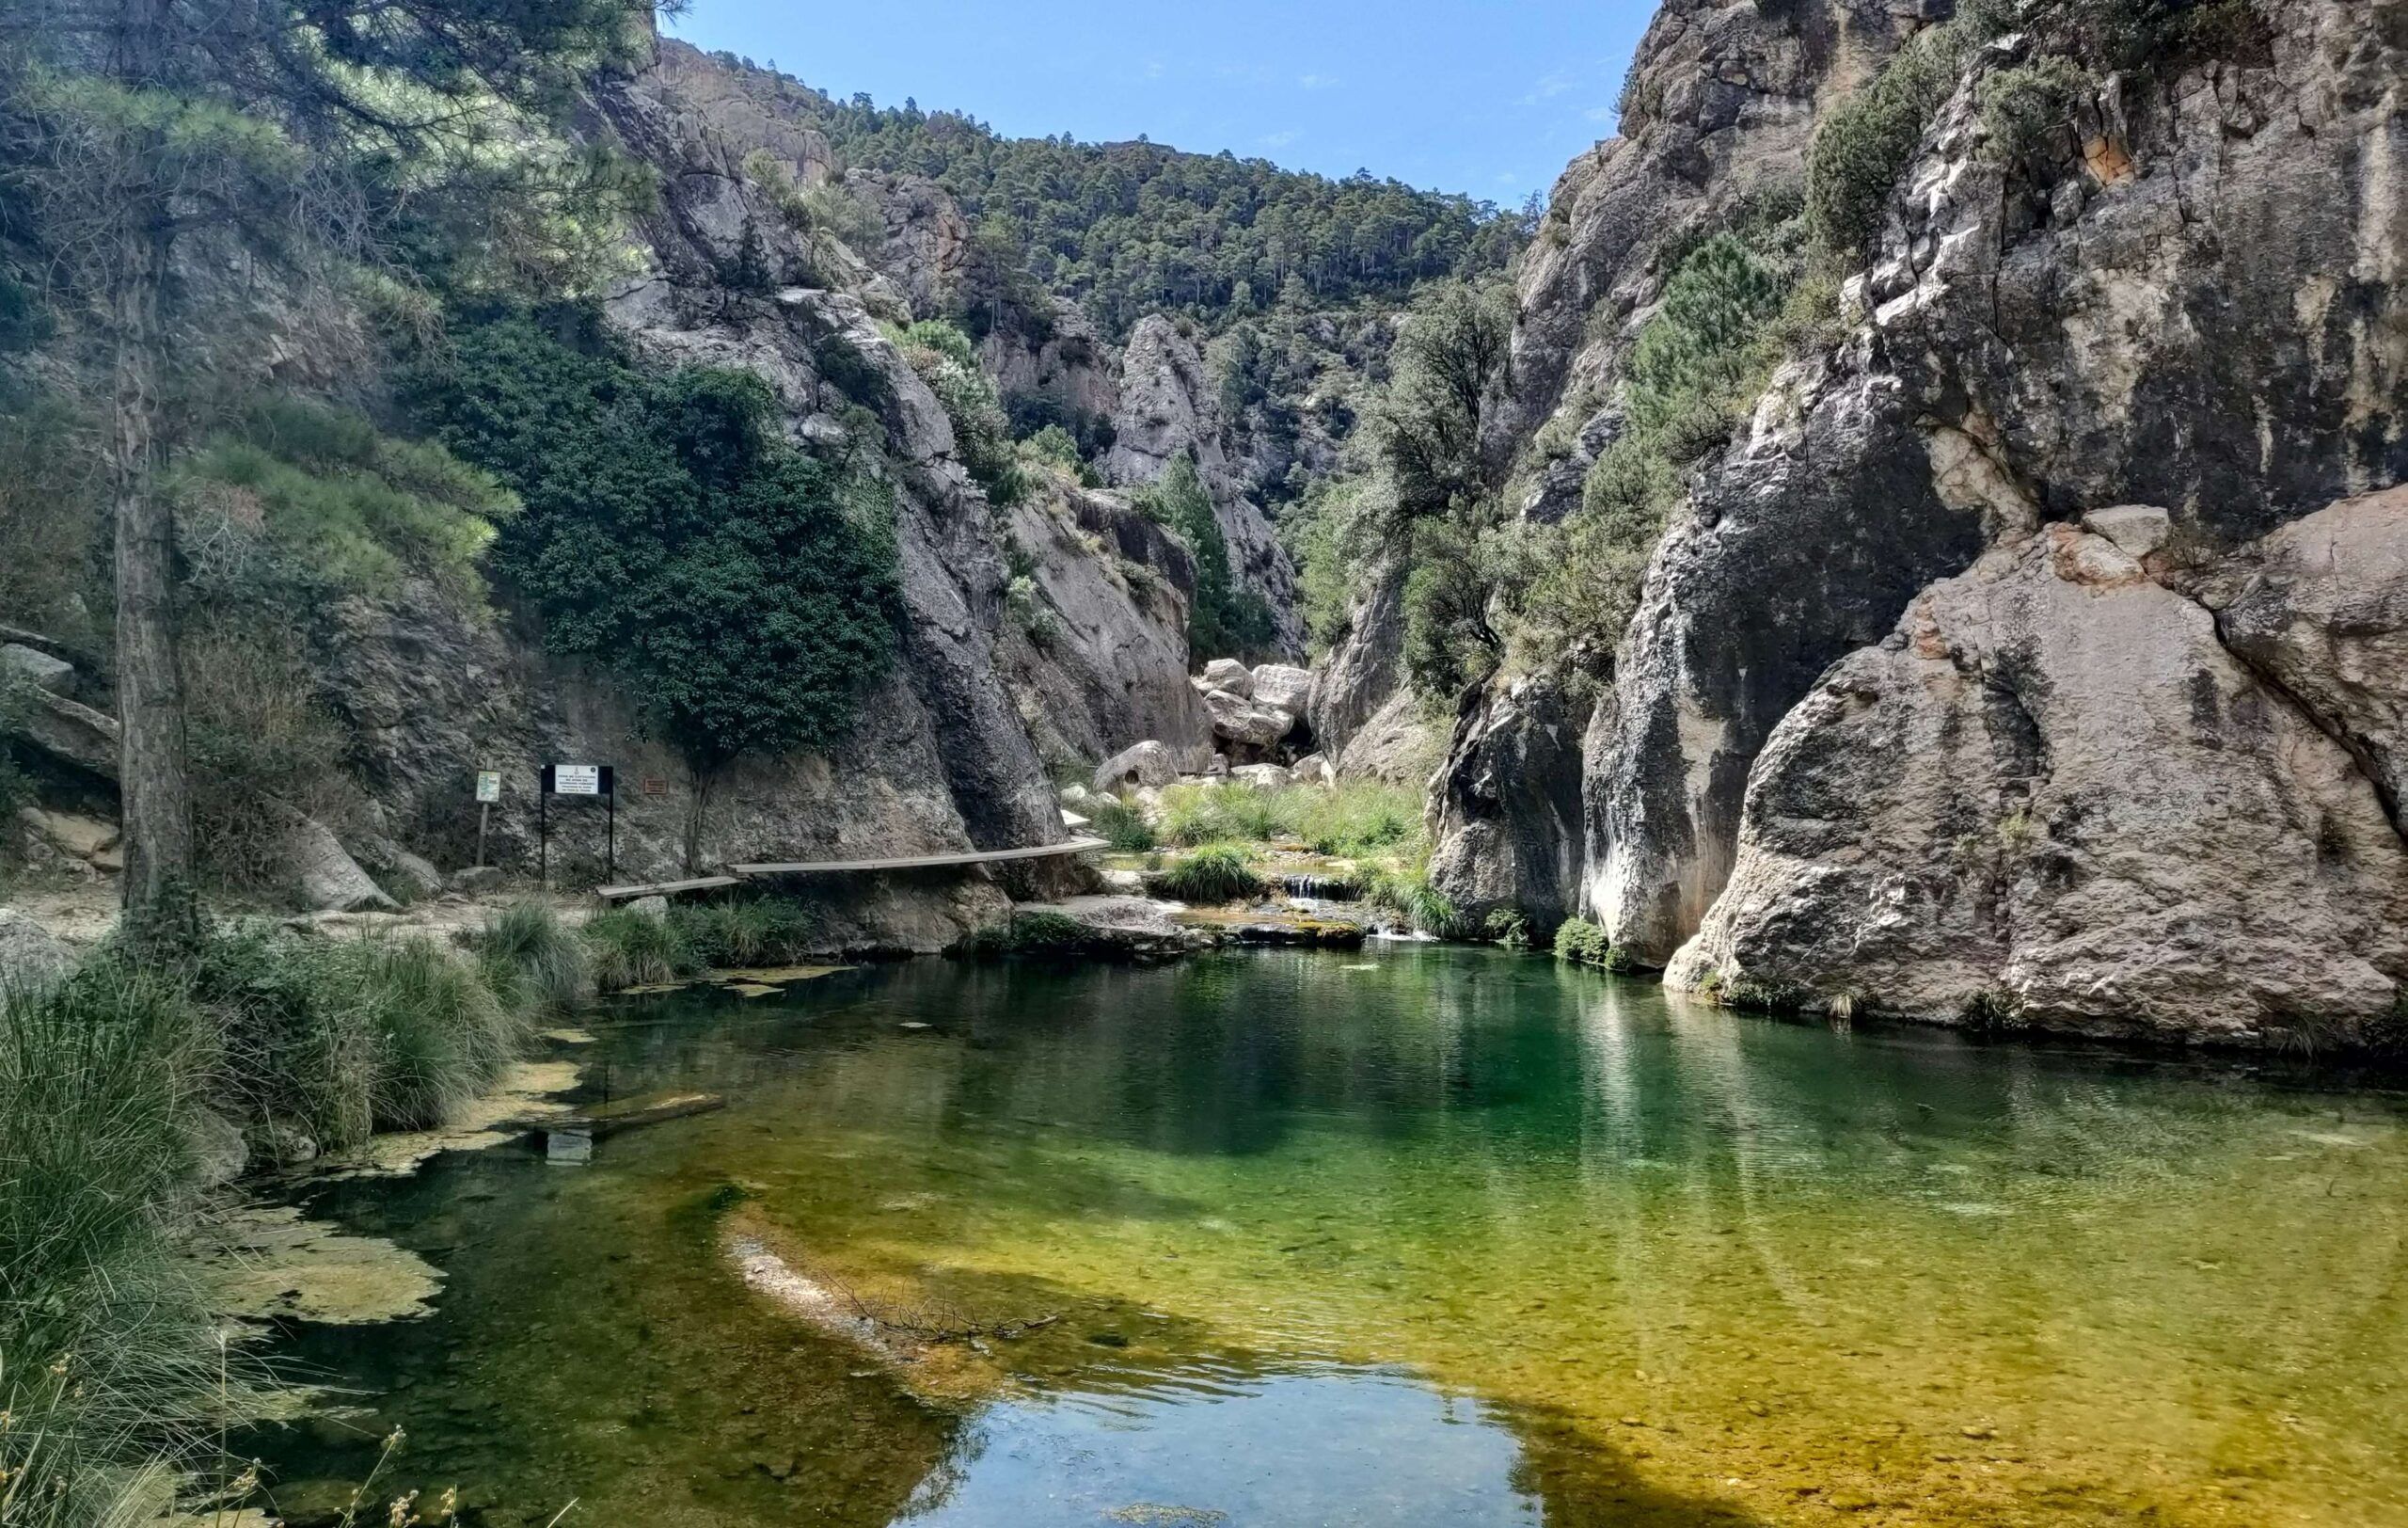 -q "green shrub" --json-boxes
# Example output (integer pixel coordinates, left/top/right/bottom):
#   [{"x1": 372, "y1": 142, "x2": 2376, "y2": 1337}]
[
  {"x1": 175, "y1": 396, "x2": 515, "y2": 604},
  {"x1": 1483, "y1": 908, "x2": 1532, "y2": 950},
  {"x1": 1092, "y1": 796, "x2": 1157, "y2": 852},
  {"x1": 1554, "y1": 916, "x2": 1611, "y2": 967},
  {"x1": 1500, "y1": 230, "x2": 1793, "y2": 670},
  {"x1": 0, "y1": 963, "x2": 245, "y2": 1528},
  {"x1": 1153, "y1": 845, "x2": 1265, "y2": 904},
  {"x1": 179, "y1": 625, "x2": 370, "y2": 896},
  {"x1": 897, "y1": 318, "x2": 1027, "y2": 506},
  {"x1": 475, "y1": 901, "x2": 592, "y2": 1015},
  {"x1": 583, "y1": 908, "x2": 702, "y2": 991},
  {"x1": 1158, "y1": 783, "x2": 1279, "y2": 848},
  {"x1": 191, "y1": 923, "x2": 381, "y2": 1152},
  {"x1": 1805, "y1": 32, "x2": 1956, "y2": 260},
  {"x1": 1979, "y1": 56, "x2": 2091, "y2": 164}
]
